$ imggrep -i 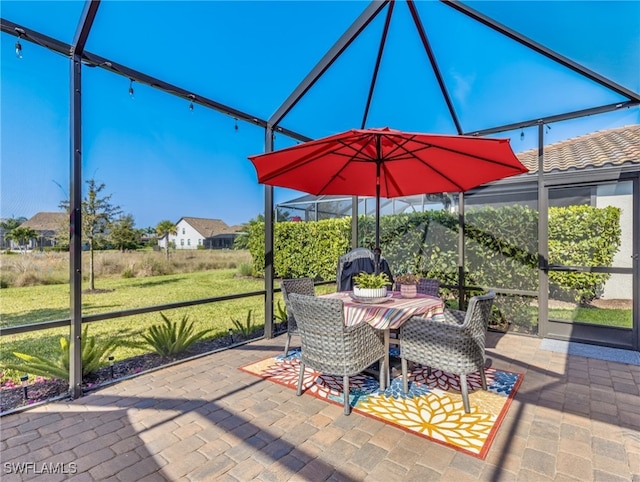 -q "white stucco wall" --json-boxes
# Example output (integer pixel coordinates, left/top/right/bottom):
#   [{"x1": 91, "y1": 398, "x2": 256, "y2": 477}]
[
  {"x1": 157, "y1": 220, "x2": 204, "y2": 250},
  {"x1": 596, "y1": 182, "x2": 633, "y2": 300},
  {"x1": 169, "y1": 220, "x2": 204, "y2": 249}
]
